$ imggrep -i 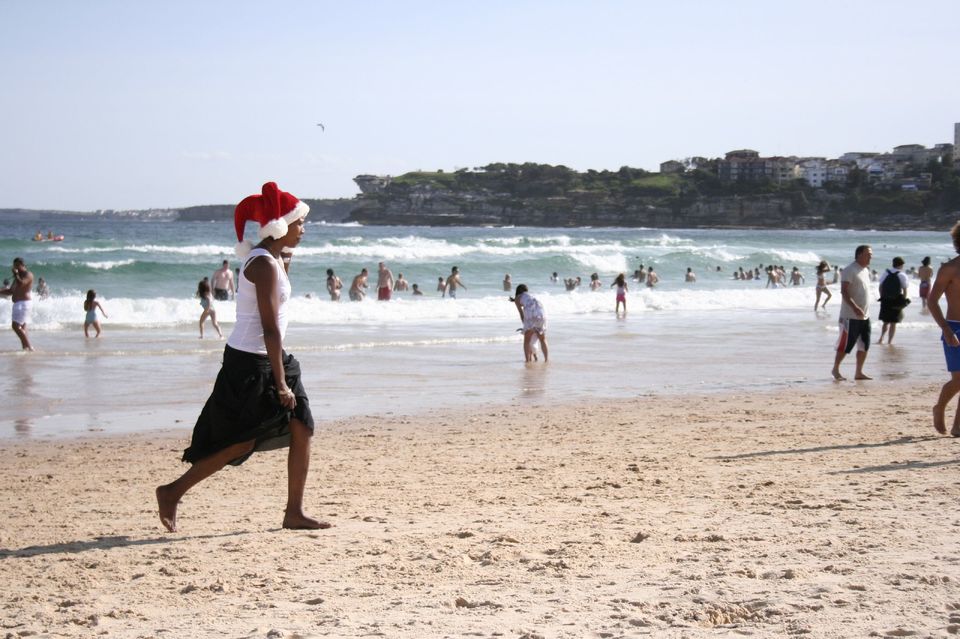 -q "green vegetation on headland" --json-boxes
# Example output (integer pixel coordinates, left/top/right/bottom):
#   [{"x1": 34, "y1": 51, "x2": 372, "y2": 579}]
[{"x1": 350, "y1": 159, "x2": 960, "y2": 229}]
